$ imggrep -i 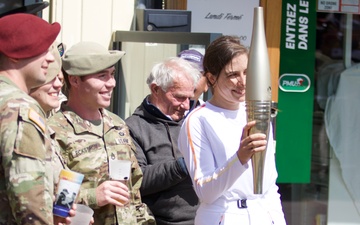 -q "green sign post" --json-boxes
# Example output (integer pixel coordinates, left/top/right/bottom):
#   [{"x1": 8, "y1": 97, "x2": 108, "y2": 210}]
[{"x1": 276, "y1": 0, "x2": 316, "y2": 183}]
